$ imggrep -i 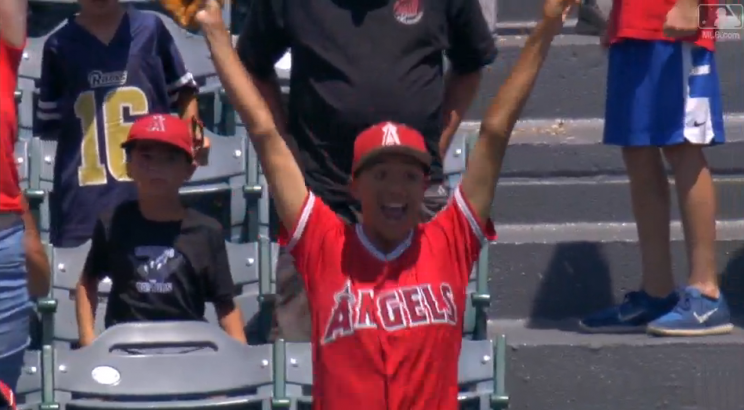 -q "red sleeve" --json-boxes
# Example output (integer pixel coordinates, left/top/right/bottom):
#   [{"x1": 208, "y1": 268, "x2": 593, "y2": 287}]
[
  {"x1": 427, "y1": 185, "x2": 497, "y2": 284},
  {"x1": 278, "y1": 192, "x2": 344, "y2": 280}
]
